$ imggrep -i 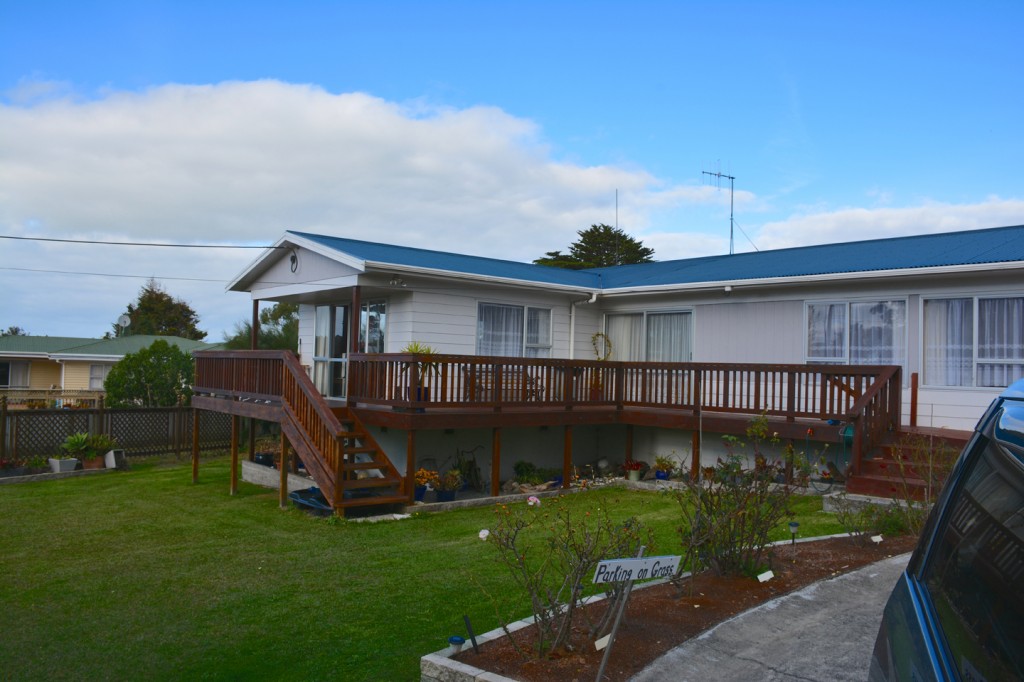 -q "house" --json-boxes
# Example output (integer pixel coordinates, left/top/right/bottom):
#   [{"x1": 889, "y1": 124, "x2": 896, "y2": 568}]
[
  {"x1": 0, "y1": 335, "x2": 221, "y2": 407},
  {"x1": 196, "y1": 224, "x2": 1024, "y2": 513}
]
